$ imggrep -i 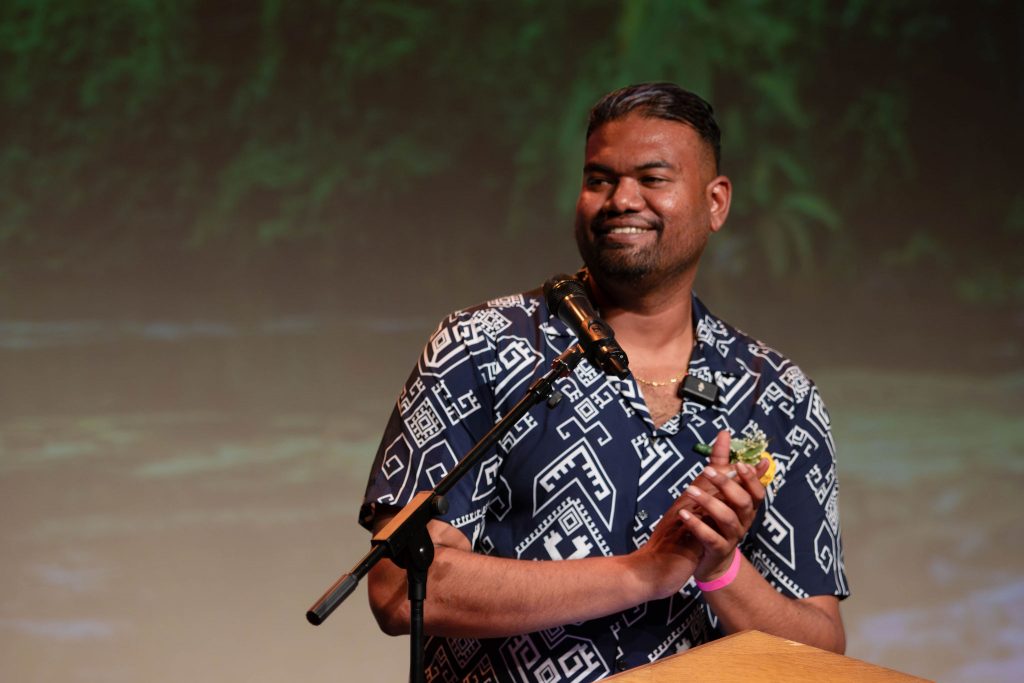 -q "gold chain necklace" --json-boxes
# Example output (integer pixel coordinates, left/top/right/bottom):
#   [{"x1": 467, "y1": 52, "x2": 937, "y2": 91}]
[{"x1": 633, "y1": 372, "x2": 687, "y2": 388}]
